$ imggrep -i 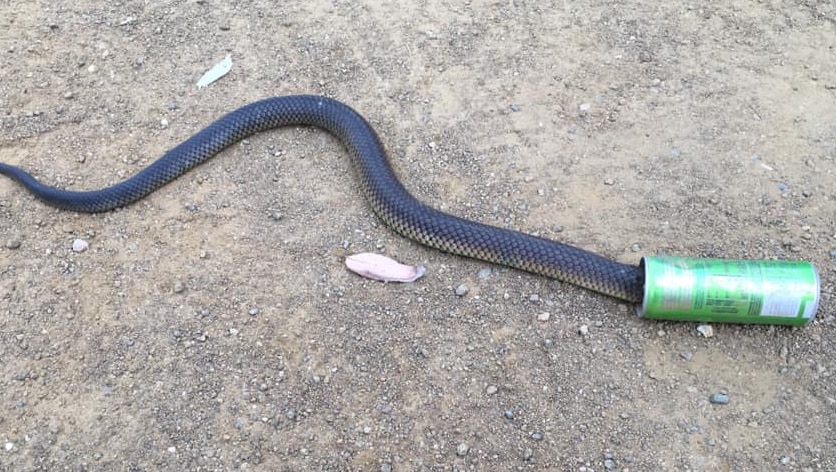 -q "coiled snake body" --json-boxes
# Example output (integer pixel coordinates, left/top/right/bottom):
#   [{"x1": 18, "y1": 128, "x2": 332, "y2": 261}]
[{"x1": 0, "y1": 95, "x2": 643, "y2": 301}]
